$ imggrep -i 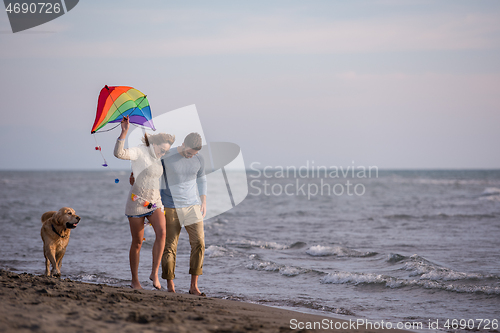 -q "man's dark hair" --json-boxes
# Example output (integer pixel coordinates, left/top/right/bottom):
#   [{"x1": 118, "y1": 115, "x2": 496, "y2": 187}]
[{"x1": 184, "y1": 132, "x2": 202, "y2": 151}]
